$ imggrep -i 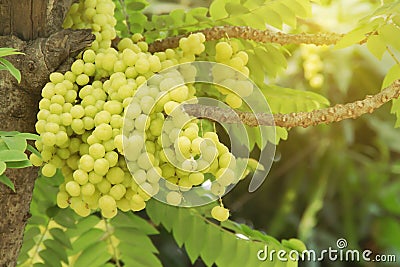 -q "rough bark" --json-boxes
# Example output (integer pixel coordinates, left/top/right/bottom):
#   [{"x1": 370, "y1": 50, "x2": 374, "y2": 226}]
[{"x1": 0, "y1": 1, "x2": 93, "y2": 266}]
